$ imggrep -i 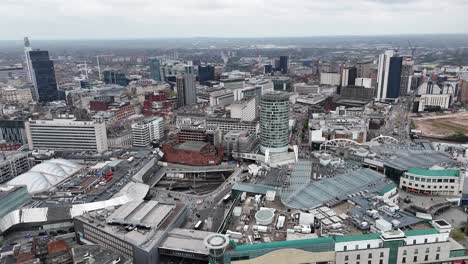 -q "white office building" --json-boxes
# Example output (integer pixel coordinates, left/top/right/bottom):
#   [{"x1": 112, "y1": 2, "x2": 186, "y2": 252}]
[
  {"x1": 355, "y1": 78, "x2": 373, "y2": 88},
  {"x1": 230, "y1": 97, "x2": 257, "y2": 122},
  {"x1": 131, "y1": 117, "x2": 164, "y2": 147},
  {"x1": 320, "y1": 72, "x2": 341, "y2": 86},
  {"x1": 25, "y1": 118, "x2": 108, "y2": 153}
]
